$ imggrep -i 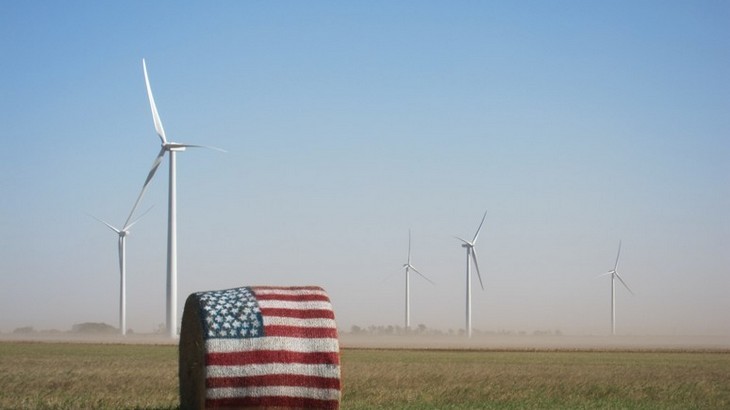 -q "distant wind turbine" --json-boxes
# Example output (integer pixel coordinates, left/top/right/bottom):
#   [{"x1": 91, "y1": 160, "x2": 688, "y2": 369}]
[
  {"x1": 598, "y1": 240, "x2": 634, "y2": 335},
  {"x1": 400, "y1": 230, "x2": 434, "y2": 330},
  {"x1": 134, "y1": 58, "x2": 225, "y2": 338},
  {"x1": 88, "y1": 206, "x2": 152, "y2": 336},
  {"x1": 455, "y1": 210, "x2": 487, "y2": 338}
]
